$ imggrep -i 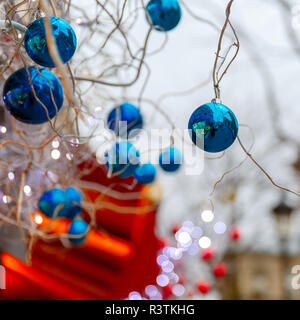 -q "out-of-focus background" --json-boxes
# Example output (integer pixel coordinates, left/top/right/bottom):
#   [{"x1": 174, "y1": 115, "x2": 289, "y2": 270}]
[{"x1": 1, "y1": 0, "x2": 300, "y2": 300}]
